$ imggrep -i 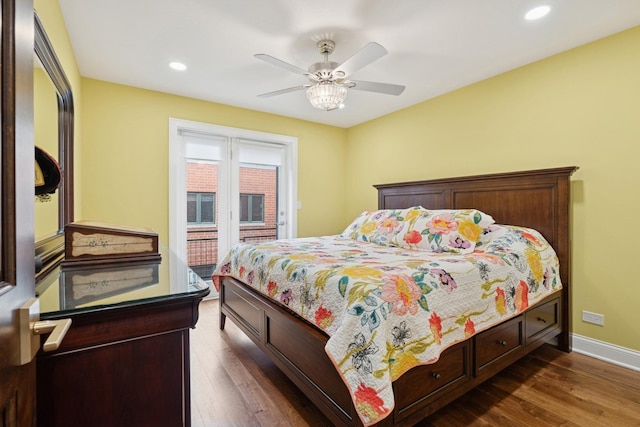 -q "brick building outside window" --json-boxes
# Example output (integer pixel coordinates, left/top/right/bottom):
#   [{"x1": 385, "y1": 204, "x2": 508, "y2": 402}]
[{"x1": 186, "y1": 161, "x2": 277, "y2": 281}]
